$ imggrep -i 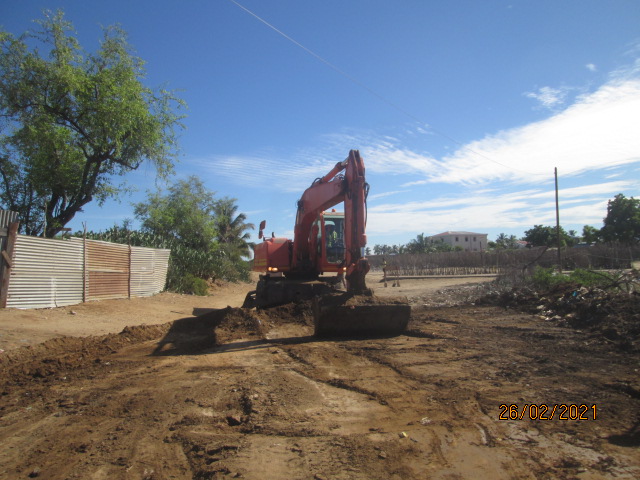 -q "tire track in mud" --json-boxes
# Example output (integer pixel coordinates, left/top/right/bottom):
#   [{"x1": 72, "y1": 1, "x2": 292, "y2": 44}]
[
  {"x1": 268, "y1": 325, "x2": 512, "y2": 479},
  {"x1": 166, "y1": 332, "x2": 444, "y2": 478},
  {"x1": 163, "y1": 357, "x2": 419, "y2": 479},
  {"x1": 279, "y1": 347, "x2": 392, "y2": 407}
]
